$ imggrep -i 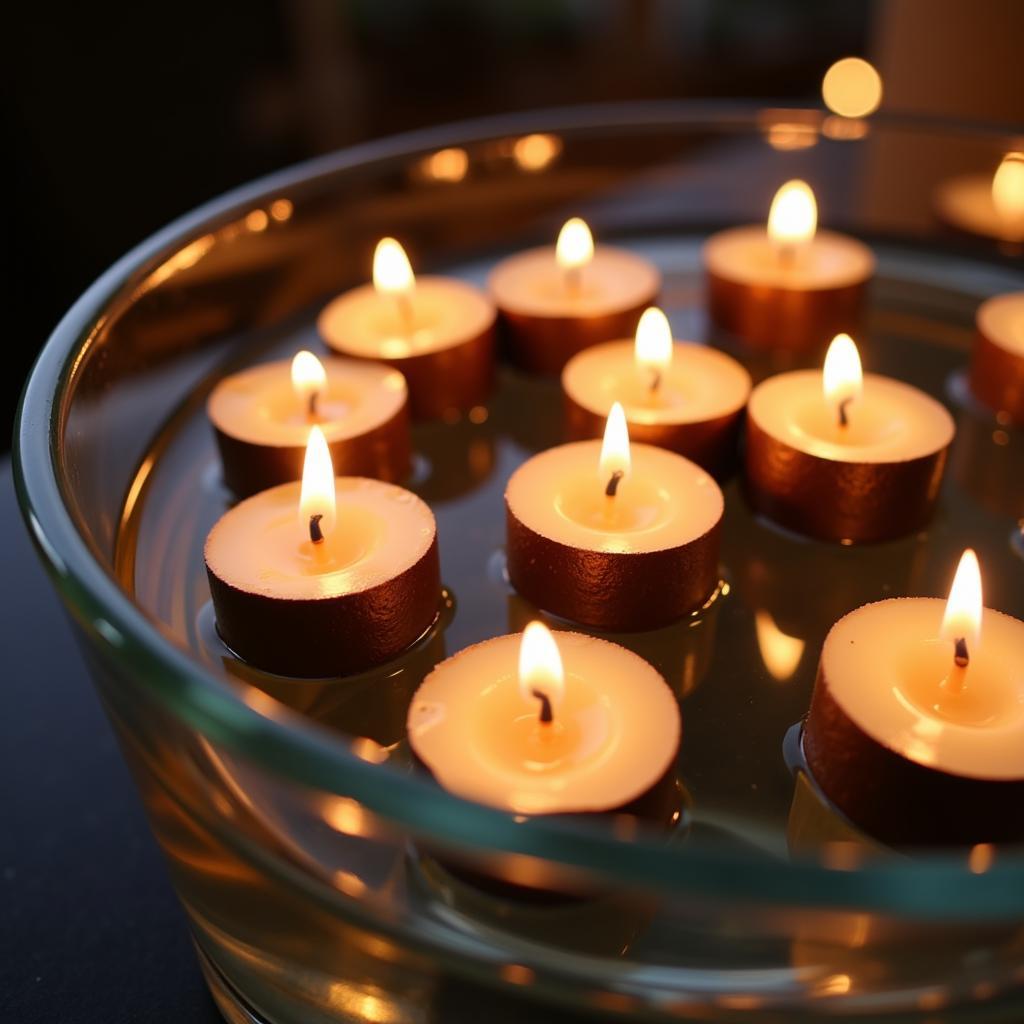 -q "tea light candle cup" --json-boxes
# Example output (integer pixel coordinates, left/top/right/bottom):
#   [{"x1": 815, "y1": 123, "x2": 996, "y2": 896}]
[
  {"x1": 489, "y1": 218, "x2": 661, "y2": 375},
  {"x1": 506, "y1": 404, "x2": 723, "y2": 631},
  {"x1": 562, "y1": 306, "x2": 751, "y2": 475},
  {"x1": 970, "y1": 291, "x2": 1024, "y2": 425},
  {"x1": 935, "y1": 152, "x2": 1024, "y2": 246},
  {"x1": 704, "y1": 180, "x2": 875, "y2": 353},
  {"x1": 208, "y1": 351, "x2": 411, "y2": 498},
  {"x1": 408, "y1": 622, "x2": 681, "y2": 823},
  {"x1": 745, "y1": 334, "x2": 955, "y2": 543},
  {"x1": 803, "y1": 550, "x2": 1024, "y2": 847},
  {"x1": 205, "y1": 427, "x2": 441, "y2": 677},
  {"x1": 319, "y1": 238, "x2": 497, "y2": 420}
]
